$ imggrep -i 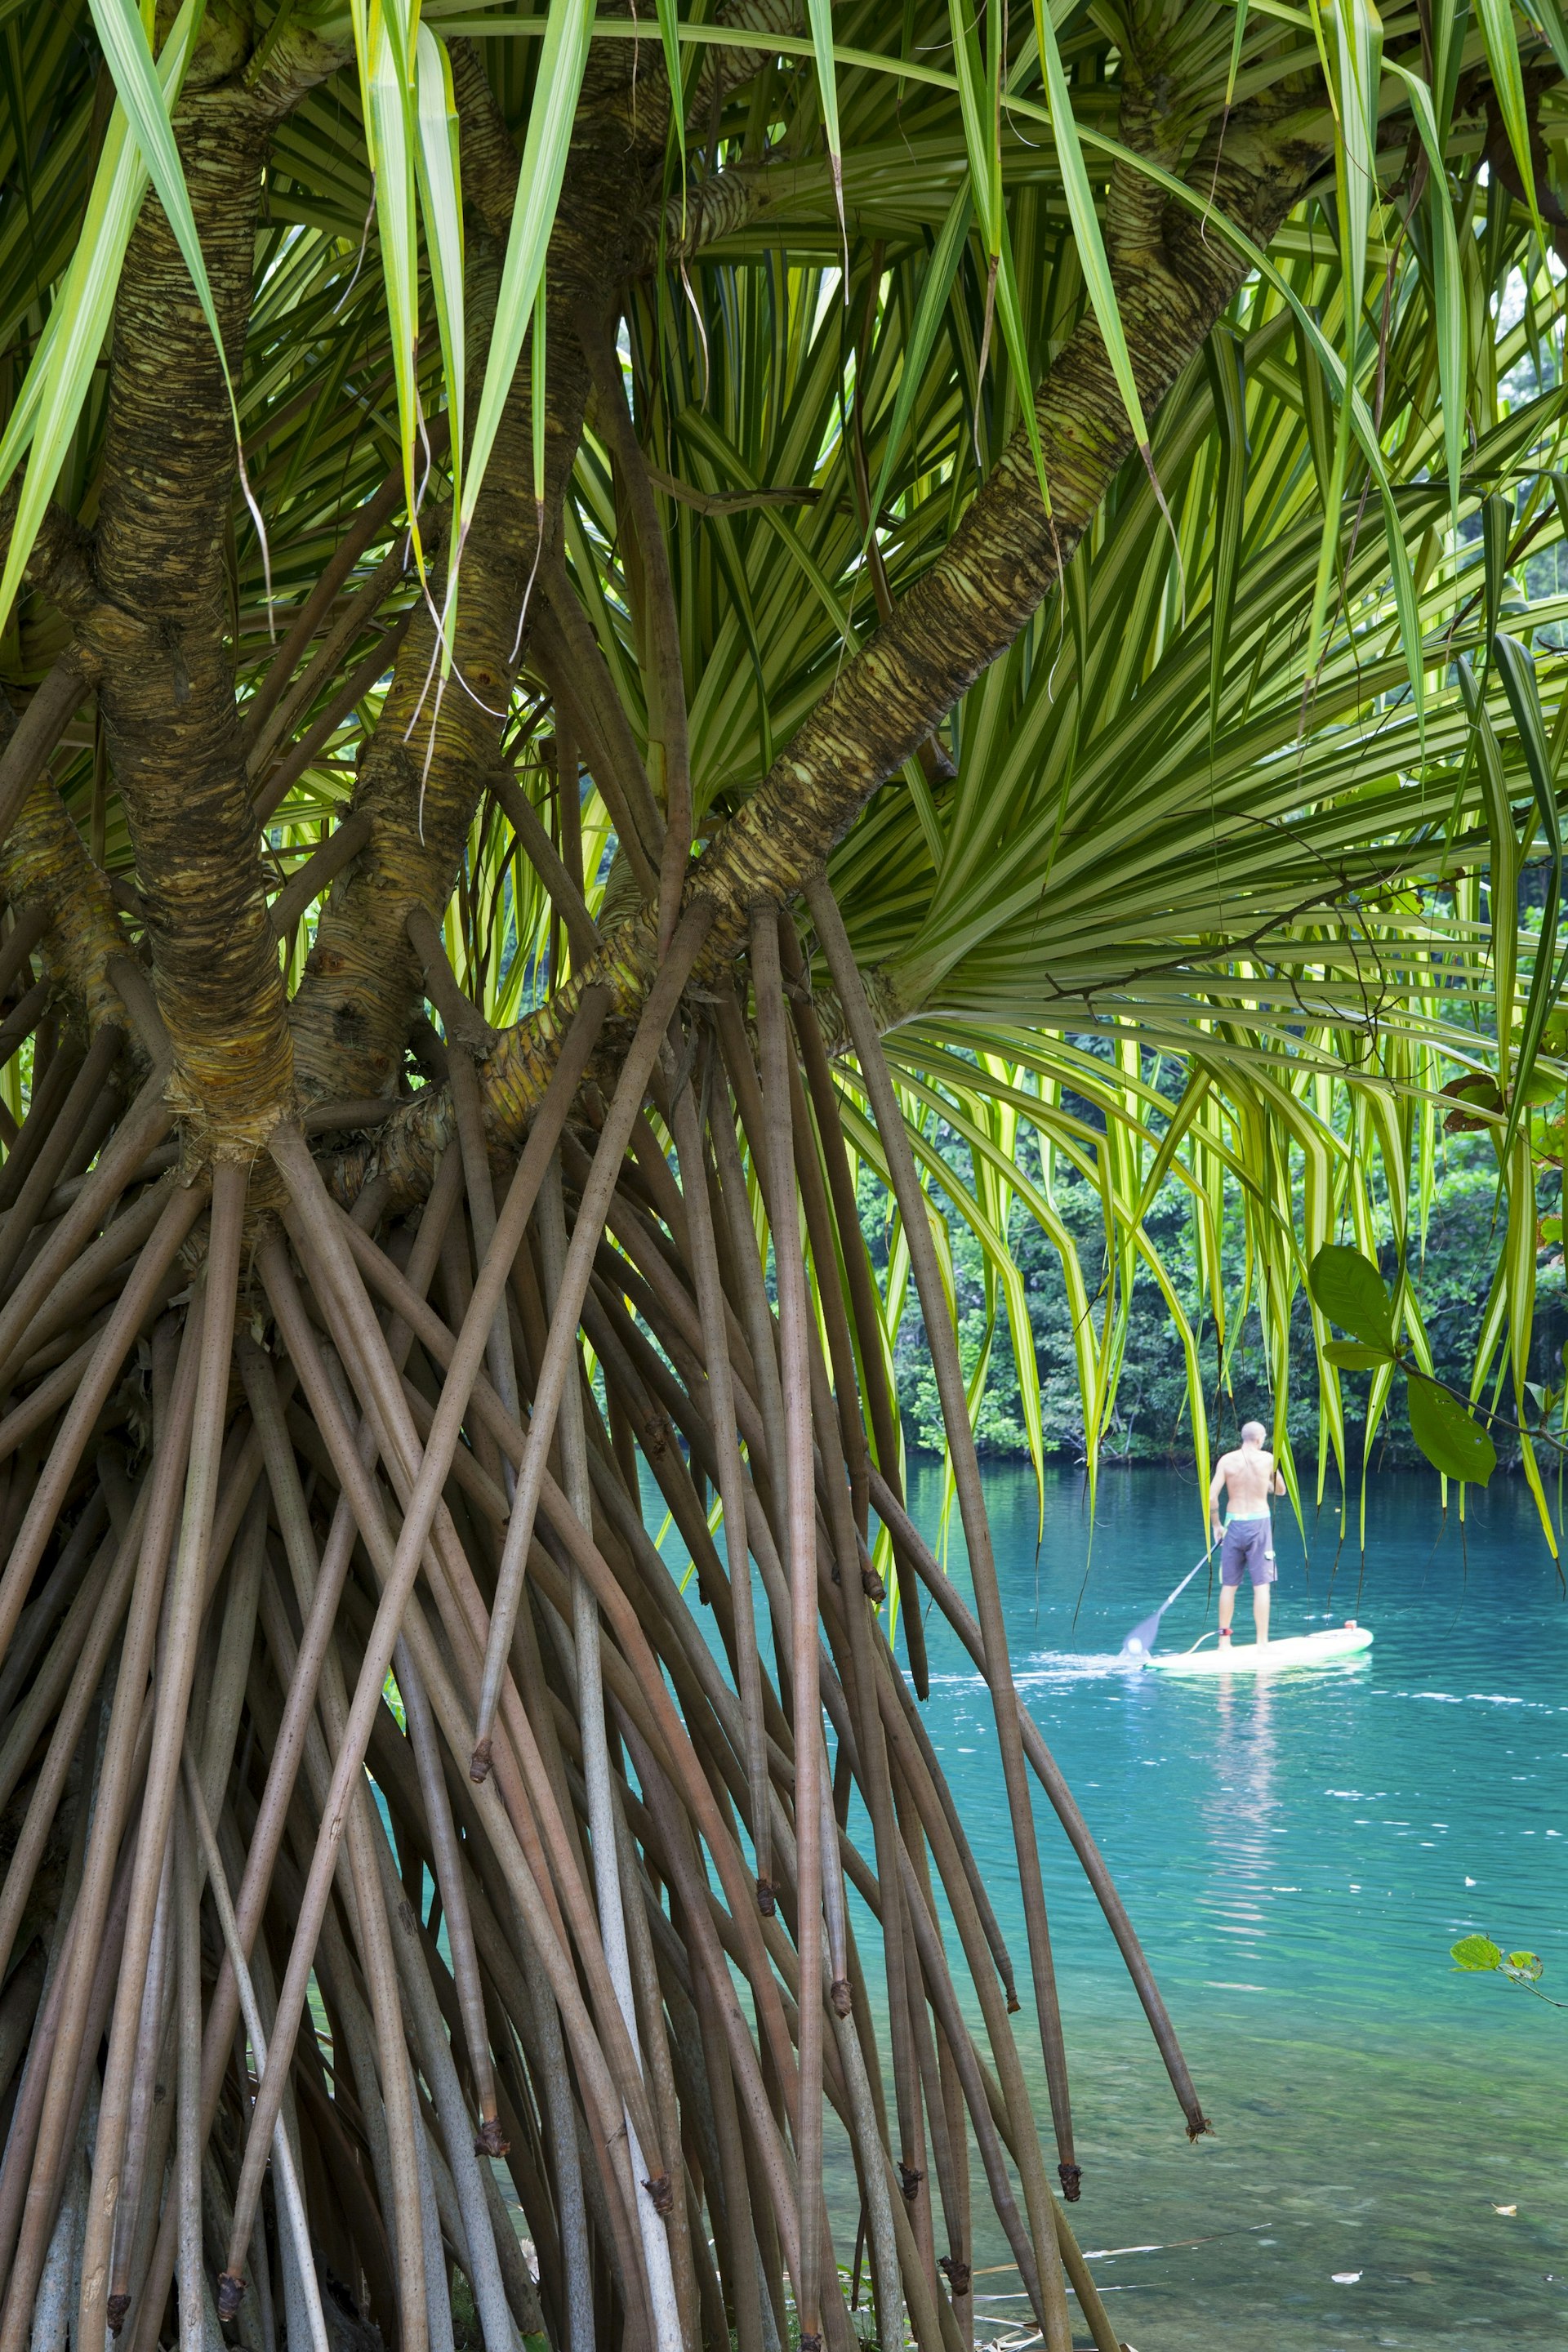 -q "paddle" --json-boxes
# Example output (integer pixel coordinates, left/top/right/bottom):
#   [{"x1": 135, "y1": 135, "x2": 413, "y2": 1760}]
[{"x1": 1120, "y1": 1539, "x2": 1218, "y2": 1659}]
